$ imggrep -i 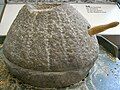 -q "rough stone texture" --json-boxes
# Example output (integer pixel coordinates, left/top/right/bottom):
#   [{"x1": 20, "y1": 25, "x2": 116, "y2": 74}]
[
  {"x1": 7, "y1": 0, "x2": 116, "y2": 4},
  {"x1": 3, "y1": 4, "x2": 99, "y2": 88}
]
